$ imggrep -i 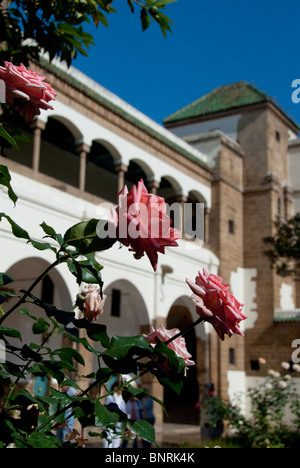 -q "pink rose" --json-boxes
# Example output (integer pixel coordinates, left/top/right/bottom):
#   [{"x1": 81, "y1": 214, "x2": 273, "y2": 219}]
[
  {"x1": 0, "y1": 62, "x2": 57, "y2": 121},
  {"x1": 81, "y1": 285, "x2": 106, "y2": 322},
  {"x1": 186, "y1": 269, "x2": 247, "y2": 340},
  {"x1": 144, "y1": 326, "x2": 195, "y2": 373},
  {"x1": 108, "y1": 179, "x2": 181, "y2": 271}
]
